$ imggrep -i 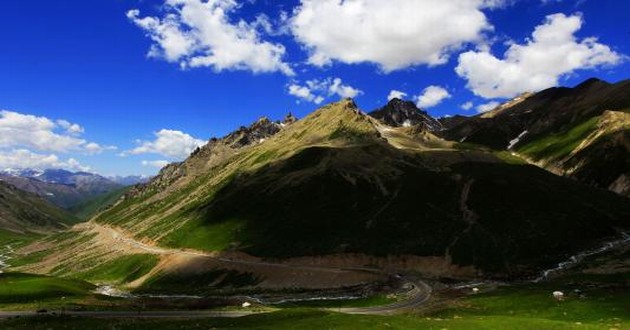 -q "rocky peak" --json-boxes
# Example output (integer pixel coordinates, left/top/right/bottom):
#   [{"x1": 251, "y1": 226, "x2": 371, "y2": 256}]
[
  {"x1": 368, "y1": 98, "x2": 443, "y2": 131},
  {"x1": 575, "y1": 77, "x2": 610, "y2": 91},
  {"x1": 282, "y1": 112, "x2": 298, "y2": 125}
]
